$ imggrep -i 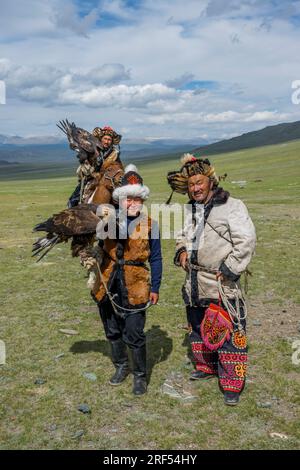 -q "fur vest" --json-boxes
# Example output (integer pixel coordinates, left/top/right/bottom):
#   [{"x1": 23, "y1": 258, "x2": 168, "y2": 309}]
[{"x1": 93, "y1": 215, "x2": 152, "y2": 308}]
